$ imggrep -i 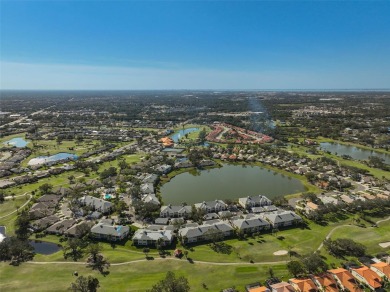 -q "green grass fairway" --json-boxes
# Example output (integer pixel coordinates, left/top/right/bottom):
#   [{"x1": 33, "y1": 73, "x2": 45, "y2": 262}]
[{"x1": 0, "y1": 260, "x2": 289, "y2": 292}]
